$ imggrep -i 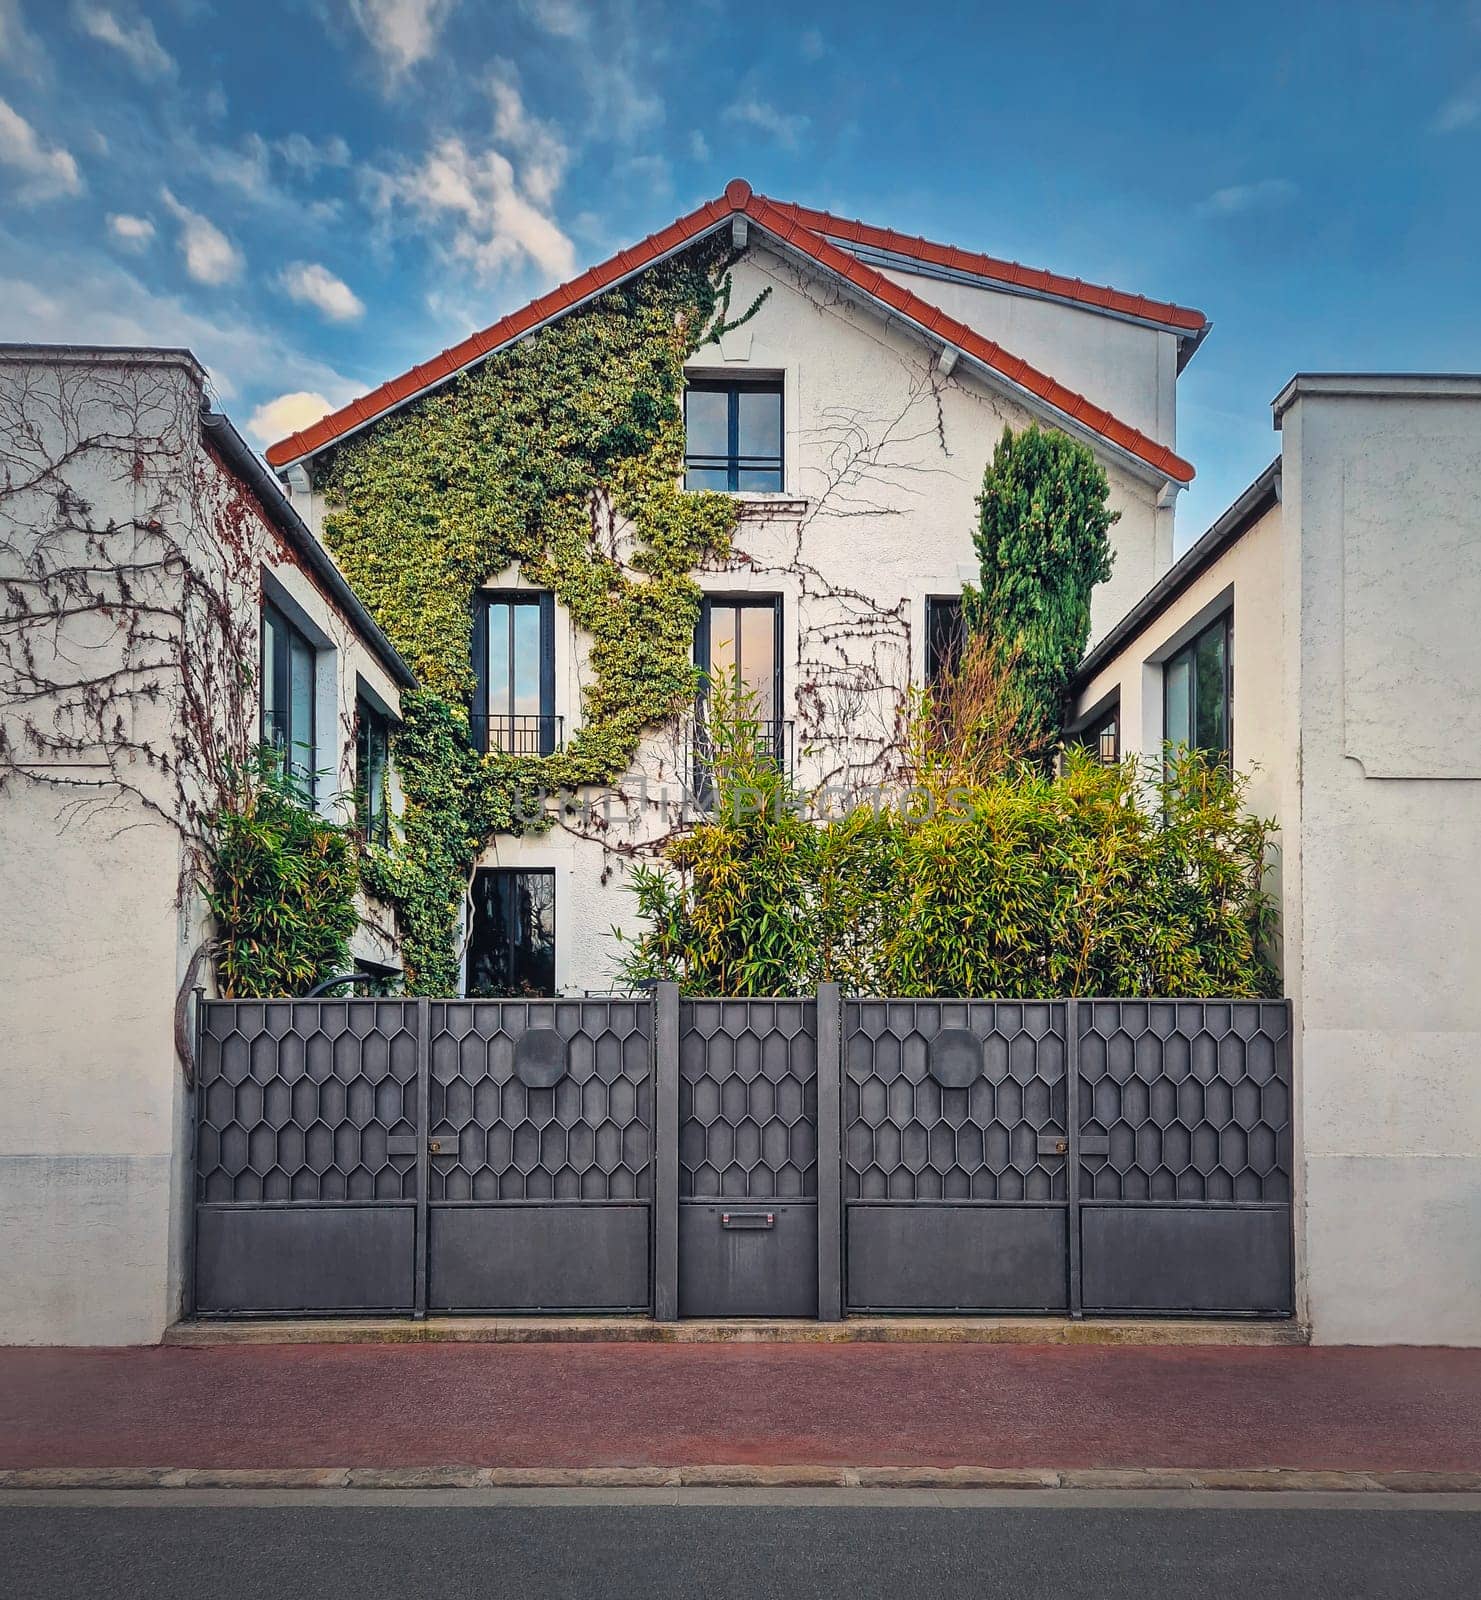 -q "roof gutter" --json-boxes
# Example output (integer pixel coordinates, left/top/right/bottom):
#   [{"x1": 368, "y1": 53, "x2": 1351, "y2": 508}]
[
  {"x1": 200, "y1": 406, "x2": 418, "y2": 692},
  {"x1": 1072, "y1": 457, "x2": 1281, "y2": 689}
]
